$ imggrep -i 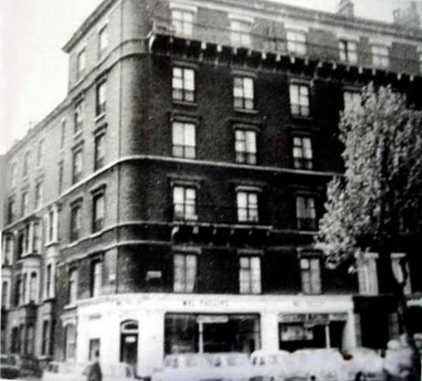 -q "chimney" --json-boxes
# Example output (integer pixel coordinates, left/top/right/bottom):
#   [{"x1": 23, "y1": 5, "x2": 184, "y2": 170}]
[
  {"x1": 393, "y1": 1, "x2": 421, "y2": 30},
  {"x1": 337, "y1": 0, "x2": 355, "y2": 18}
]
